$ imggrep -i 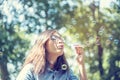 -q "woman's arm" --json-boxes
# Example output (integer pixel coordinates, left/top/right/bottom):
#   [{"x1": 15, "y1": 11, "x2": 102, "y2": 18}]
[
  {"x1": 75, "y1": 45, "x2": 87, "y2": 80},
  {"x1": 77, "y1": 56, "x2": 87, "y2": 80}
]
